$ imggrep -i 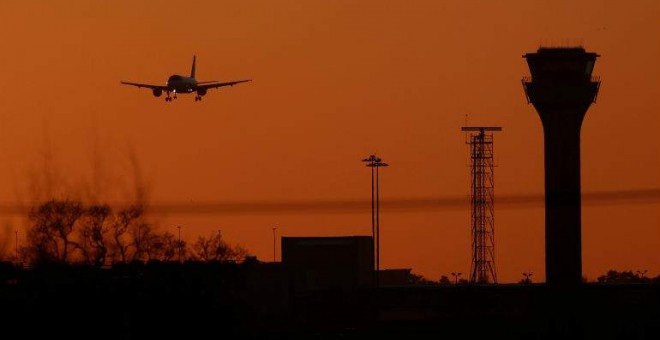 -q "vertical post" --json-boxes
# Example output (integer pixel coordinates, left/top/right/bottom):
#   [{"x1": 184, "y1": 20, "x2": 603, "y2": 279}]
[
  {"x1": 272, "y1": 227, "x2": 277, "y2": 262},
  {"x1": 363, "y1": 155, "x2": 388, "y2": 287},
  {"x1": 451, "y1": 272, "x2": 462, "y2": 284},
  {"x1": 371, "y1": 166, "x2": 375, "y2": 274},
  {"x1": 363, "y1": 155, "x2": 377, "y2": 285},
  {"x1": 375, "y1": 165, "x2": 380, "y2": 285}
]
